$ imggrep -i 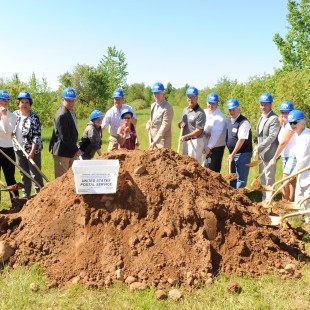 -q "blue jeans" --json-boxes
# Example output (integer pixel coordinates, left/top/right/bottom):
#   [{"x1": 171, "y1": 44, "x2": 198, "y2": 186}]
[{"x1": 230, "y1": 152, "x2": 252, "y2": 189}]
